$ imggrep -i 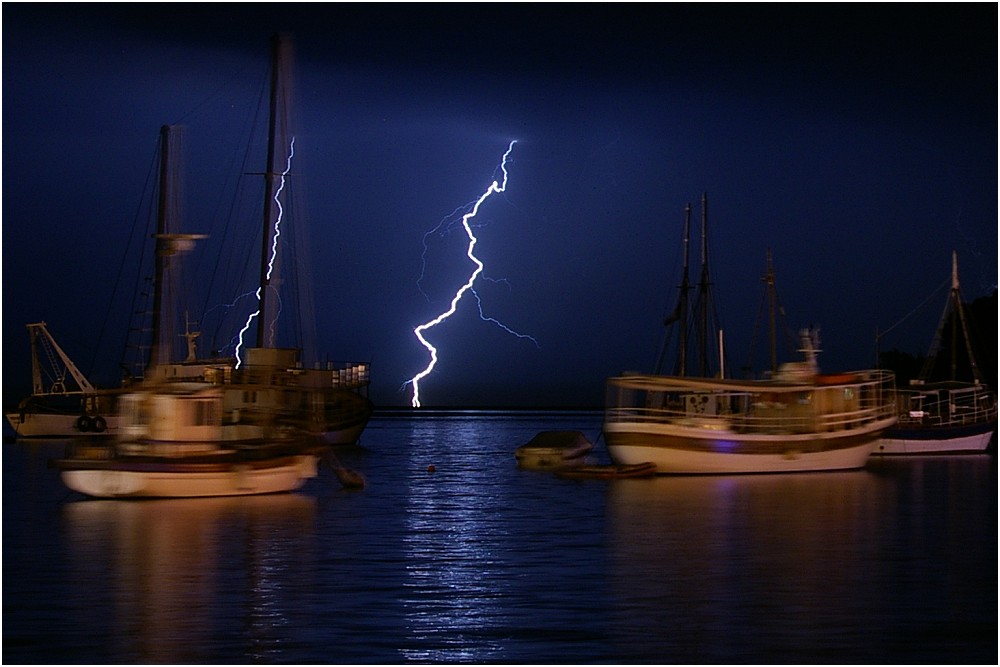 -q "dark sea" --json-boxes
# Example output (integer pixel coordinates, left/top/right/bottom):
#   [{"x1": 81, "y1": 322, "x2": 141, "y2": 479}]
[{"x1": 3, "y1": 410, "x2": 996, "y2": 665}]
